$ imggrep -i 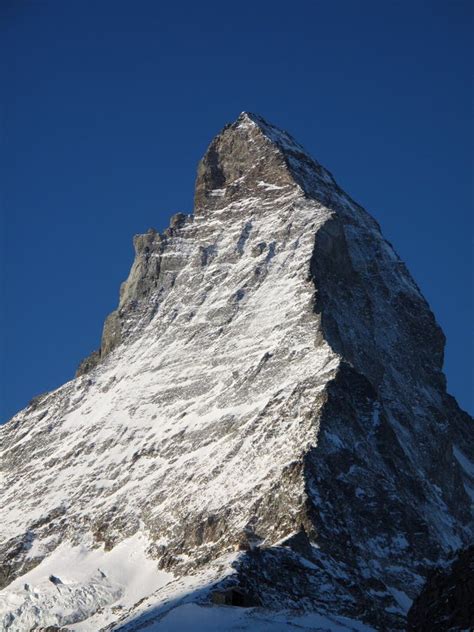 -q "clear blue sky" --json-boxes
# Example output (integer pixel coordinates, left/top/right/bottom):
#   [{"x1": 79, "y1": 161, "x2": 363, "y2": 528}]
[{"x1": 1, "y1": 0, "x2": 472, "y2": 421}]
